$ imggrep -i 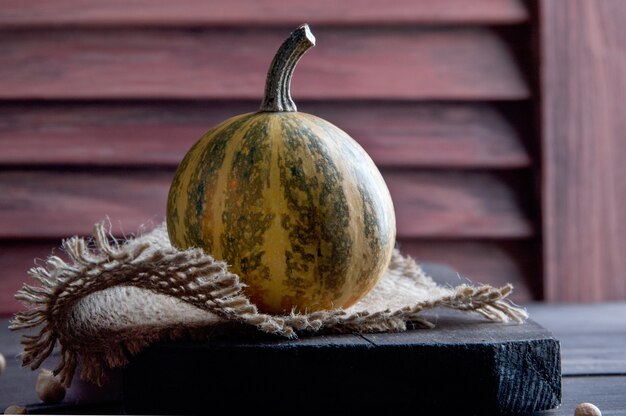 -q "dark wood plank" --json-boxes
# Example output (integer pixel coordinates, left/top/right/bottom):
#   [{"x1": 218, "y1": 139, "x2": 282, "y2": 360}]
[
  {"x1": 527, "y1": 303, "x2": 626, "y2": 335},
  {"x1": 6, "y1": 303, "x2": 626, "y2": 415},
  {"x1": 527, "y1": 303, "x2": 626, "y2": 376},
  {"x1": 554, "y1": 333, "x2": 626, "y2": 377},
  {"x1": 402, "y1": 240, "x2": 538, "y2": 301},
  {"x1": 0, "y1": 0, "x2": 529, "y2": 27},
  {"x1": 0, "y1": 357, "x2": 123, "y2": 415},
  {"x1": 540, "y1": 0, "x2": 626, "y2": 301},
  {"x1": 0, "y1": 102, "x2": 532, "y2": 168},
  {"x1": 0, "y1": 322, "x2": 122, "y2": 413},
  {"x1": 0, "y1": 27, "x2": 529, "y2": 99},
  {"x1": 0, "y1": 241, "x2": 537, "y2": 317},
  {"x1": 0, "y1": 169, "x2": 535, "y2": 239},
  {"x1": 0, "y1": 346, "x2": 123, "y2": 414},
  {"x1": 122, "y1": 311, "x2": 560, "y2": 414},
  {"x1": 535, "y1": 376, "x2": 626, "y2": 416}
]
